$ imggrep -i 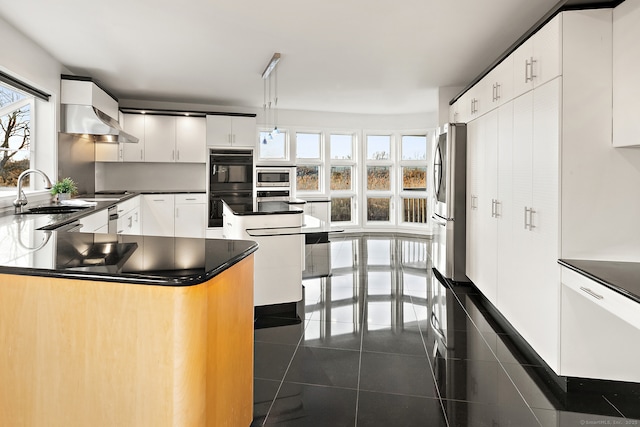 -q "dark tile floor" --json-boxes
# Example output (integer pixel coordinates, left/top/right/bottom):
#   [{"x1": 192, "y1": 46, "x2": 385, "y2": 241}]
[{"x1": 252, "y1": 233, "x2": 640, "y2": 426}]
